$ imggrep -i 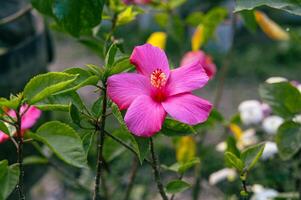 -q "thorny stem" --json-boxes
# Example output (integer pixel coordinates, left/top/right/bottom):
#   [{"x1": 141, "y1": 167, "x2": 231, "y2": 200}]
[
  {"x1": 123, "y1": 157, "x2": 138, "y2": 200},
  {"x1": 93, "y1": 84, "x2": 108, "y2": 200},
  {"x1": 150, "y1": 138, "x2": 168, "y2": 200},
  {"x1": 16, "y1": 105, "x2": 25, "y2": 200}
]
